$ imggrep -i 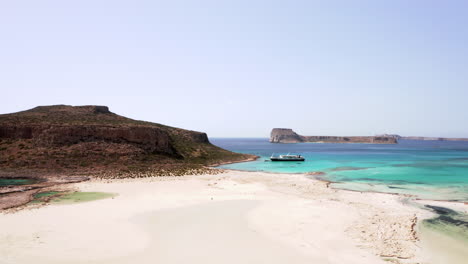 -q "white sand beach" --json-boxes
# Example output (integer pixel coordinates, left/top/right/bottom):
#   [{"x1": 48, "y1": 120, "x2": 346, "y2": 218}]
[{"x1": 0, "y1": 170, "x2": 465, "y2": 264}]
